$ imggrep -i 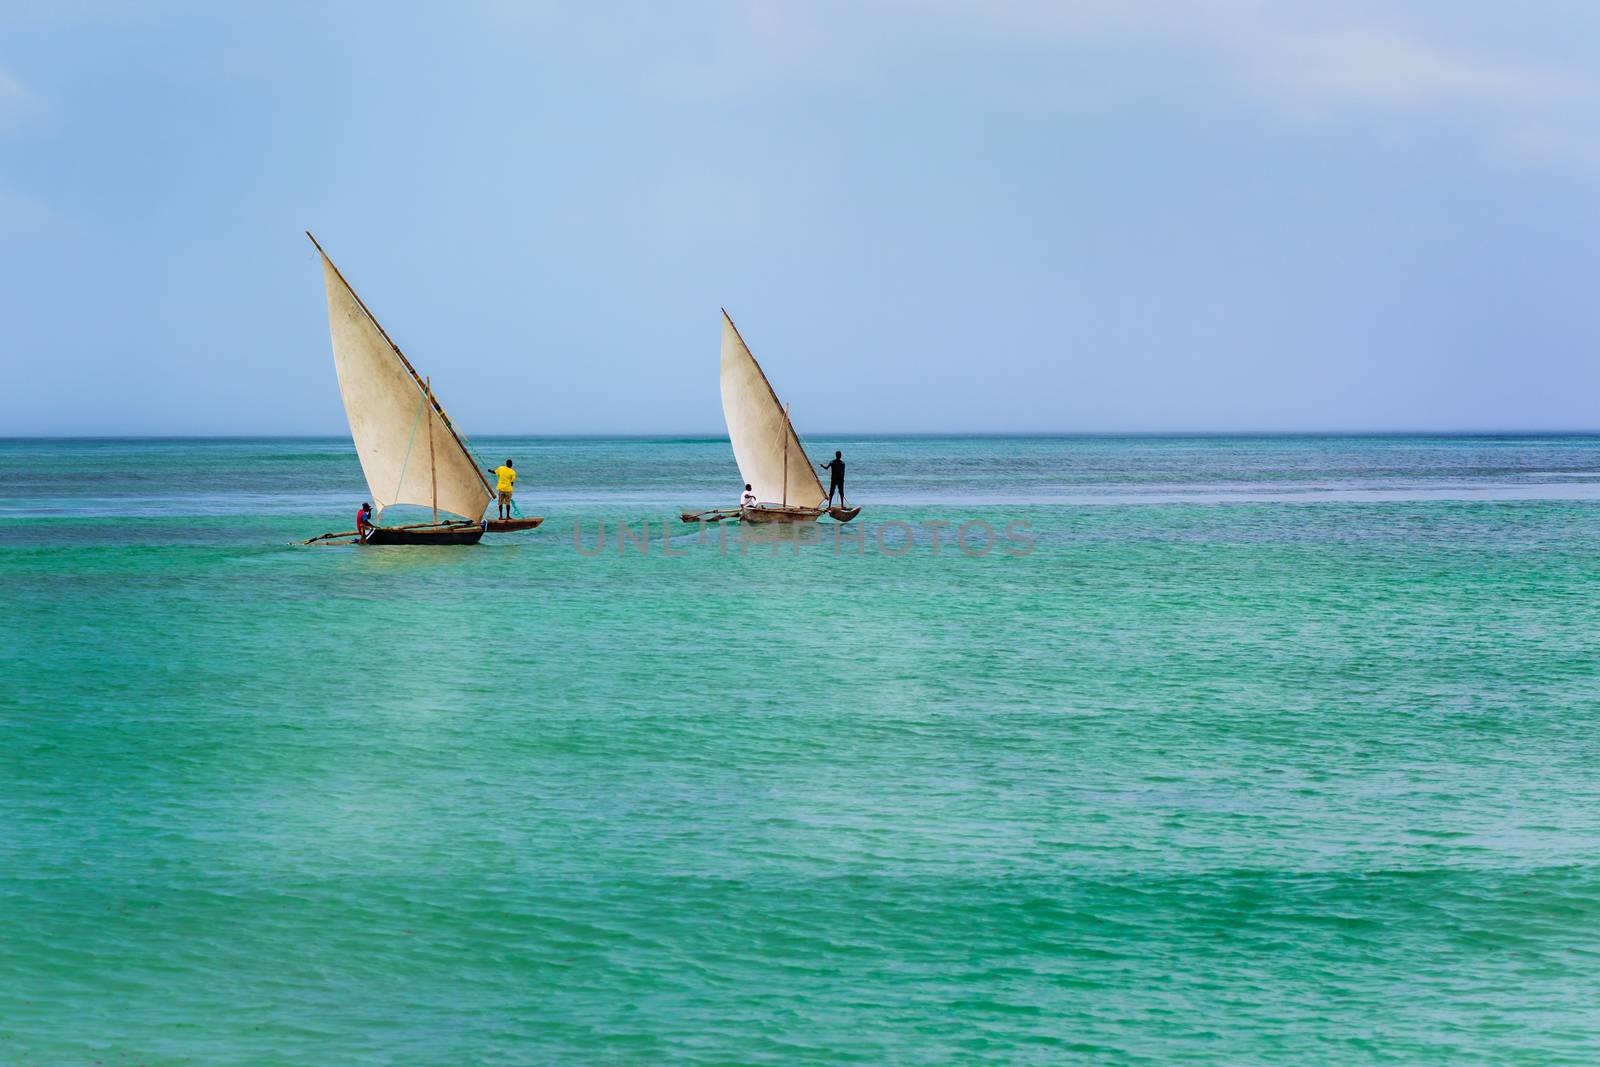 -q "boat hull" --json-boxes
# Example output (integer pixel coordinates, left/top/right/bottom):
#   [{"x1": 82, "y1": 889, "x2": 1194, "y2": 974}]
[
  {"x1": 743, "y1": 505, "x2": 862, "y2": 523},
  {"x1": 363, "y1": 523, "x2": 484, "y2": 546},
  {"x1": 305, "y1": 516, "x2": 542, "y2": 545},
  {"x1": 486, "y1": 517, "x2": 544, "y2": 533},
  {"x1": 741, "y1": 505, "x2": 821, "y2": 524},
  {"x1": 680, "y1": 505, "x2": 861, "y2": 524}
]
